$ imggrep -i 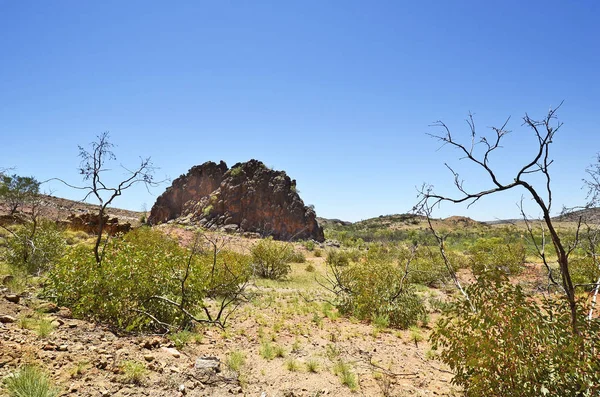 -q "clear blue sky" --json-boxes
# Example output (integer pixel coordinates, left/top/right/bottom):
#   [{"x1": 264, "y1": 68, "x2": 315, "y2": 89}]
[{"x1": 1, "y1": 1, "x2": 599, "y2": 222}]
